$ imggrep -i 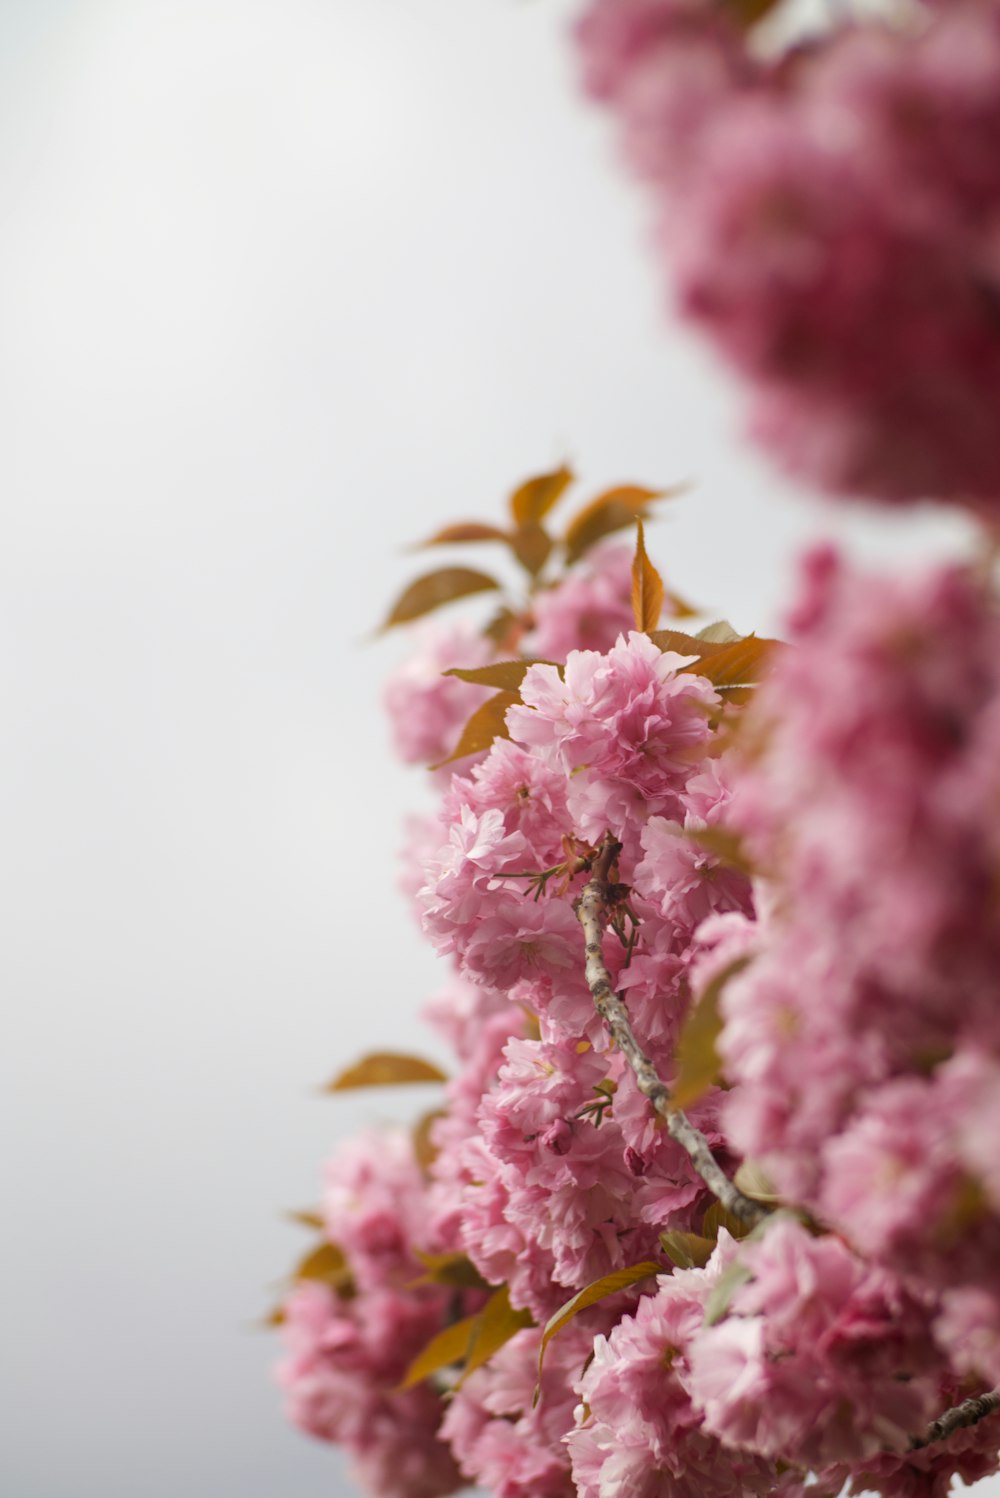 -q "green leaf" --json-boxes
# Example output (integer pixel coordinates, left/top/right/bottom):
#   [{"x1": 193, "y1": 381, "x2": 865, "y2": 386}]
[
  {"x1": 534, "y1": 1261, "x2": 661, "y2": 1400},
  {"x1": 563, "y1": 484, "x2": 680, "y2": 565},
  {"x1": 658, "y1": 1231, "x2": 716, "y2": 1269},
  {"x1": 509, "y1": 465, "x2": 574, "y2": 527},
  {"x1": 455, "y1": 1286, "x2": 533, "y2": 1389},
  {"x1": 397, "y1": 1313, "x2": 480, "y2": 1390},
  {"x1": 380, "y1": 567, "x2": 501, "y2": 629},
  {"x1": 431, "y1": 689, "x2": 518, "y2": 768},
  {"x1": 631, "y1": 519, "x2": 664, "y2": 633},
  {"x1": 670, "y1": 956, "x2": 751, "y2": 1111},
  {"x1": 704, "y1": 1261, "x2": 753, "y2": 1326},
  {"x1": 325, "y1": 1052, "x2": 448, "y2": 1091}
]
